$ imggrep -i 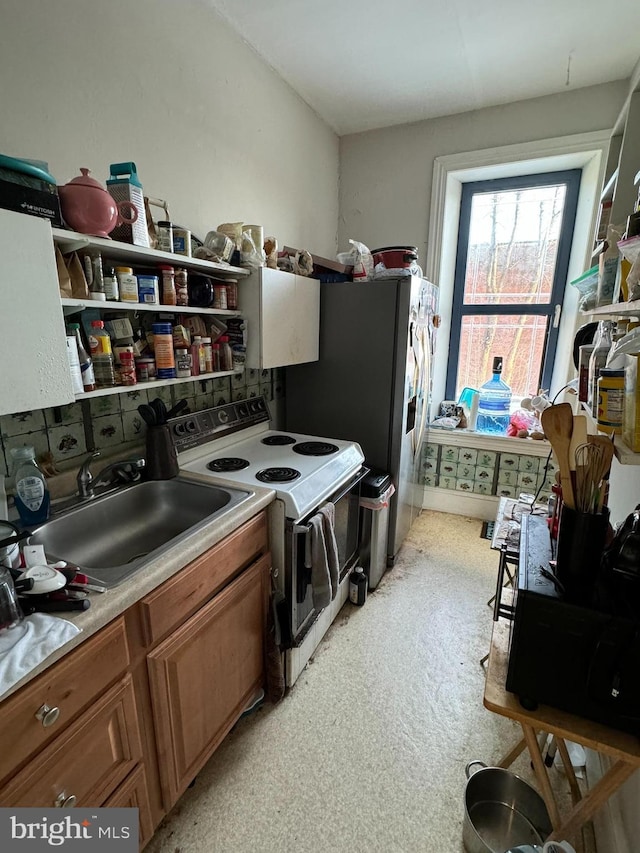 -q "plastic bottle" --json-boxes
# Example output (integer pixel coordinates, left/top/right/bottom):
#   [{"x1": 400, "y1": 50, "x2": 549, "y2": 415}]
[
  {"x1": 349, "y1": 566, "x2": 367, "y2": 606},
  {"x1": 67, "y1": 323, "x2": 96, "y2": 391},
  {"x1": 10, "y1": 446, "x2": 50, "y2": 526},
  {"x1": 475, "y1": 356, "x2": 512, "y2": 435},
  {"x1": 88, "y1": 320, "x2": 116, "y2": 387},
  {"x1": 219, "y1": 335, "x2": 233, "y2": 371},
  {"x1": 192, "y1": 335, "x2": 205, "y2": 374},
  {"x1": 212, "y1": 342, "x2": 221, "y2": 372},
  {"x1": 103, "y1": 266, "x2": 119, "y2": 301},
  {"x1": 116, "y1": 266, "x2": 138, "y2": 302},
  {"x1": 588, "y1": 320, "x2": 613, "y2": 416}
]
